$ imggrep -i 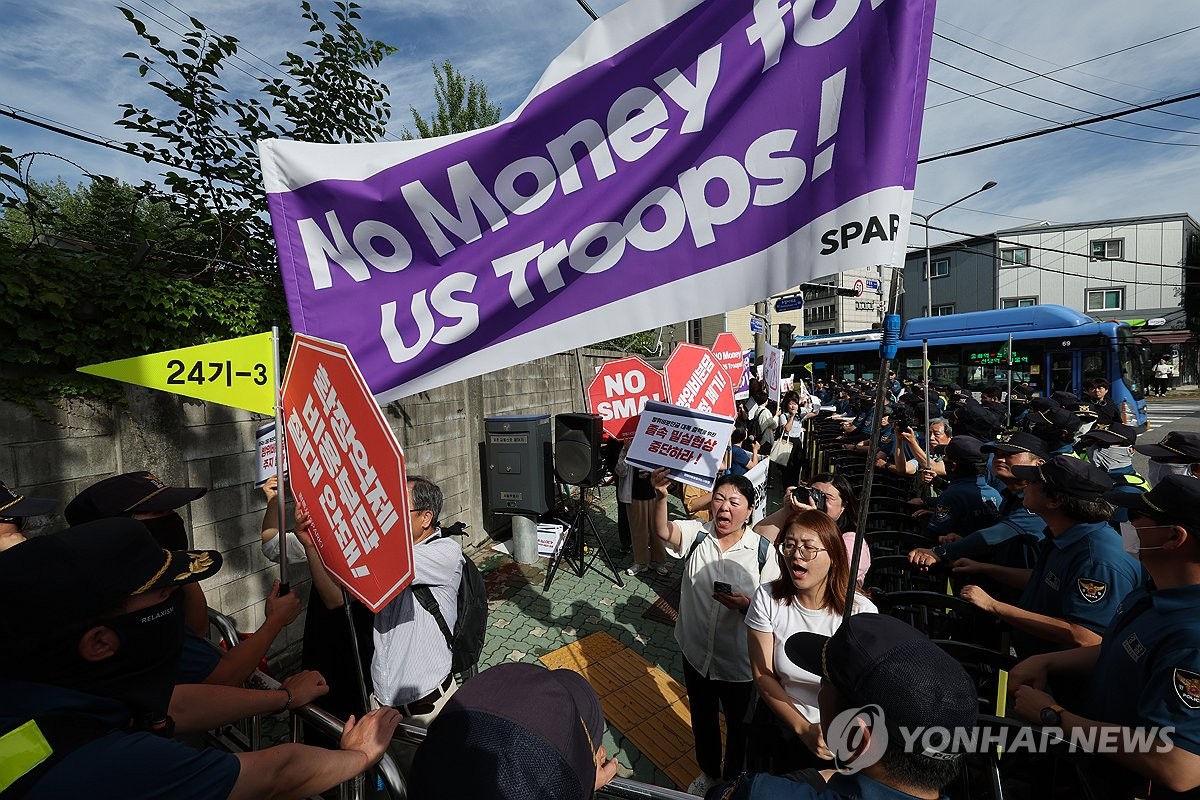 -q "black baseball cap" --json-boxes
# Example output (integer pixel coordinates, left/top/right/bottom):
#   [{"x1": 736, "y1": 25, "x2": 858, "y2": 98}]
[
  {"x1": 65, "y1": 471, "x2": 207, "y2": 525},
  {"x1": 1081, "y1": 423, "x2": 1137, "y2": 448},
  {"x1": 785, "y1": 615, "x2": 977, "y2": 754},
  {"x1": 1135, "y1": 431, "x2": 1200, "y2": 463},
  {"x1": 1029, "y1": 406, "x2": 1082, "y2": 434},
  {"x1": 980, "y1": 432, "x2": 1050, "y2": 461},
  {"x1": 1010, "y1": 455, "x2": 1114, "y2": 500},
  {"x1": 0, "y1": 481, "x2": 57, "y2": 519},
  {"x1": 0, "y1": 517, "x2": 221, "y2": 643},
  {"x1": 410, "y1": 662, "x2": 605, "y2": 800},
  {"x1": 1051, "y1": 391, "x2": 1084, "y2": 410},
  {"x1": 1107, "y1": 475, "x2": 1200, "y2": 528},
  {"x1": 945, "y1": 435, "x2": 987, "y2": 464}
]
